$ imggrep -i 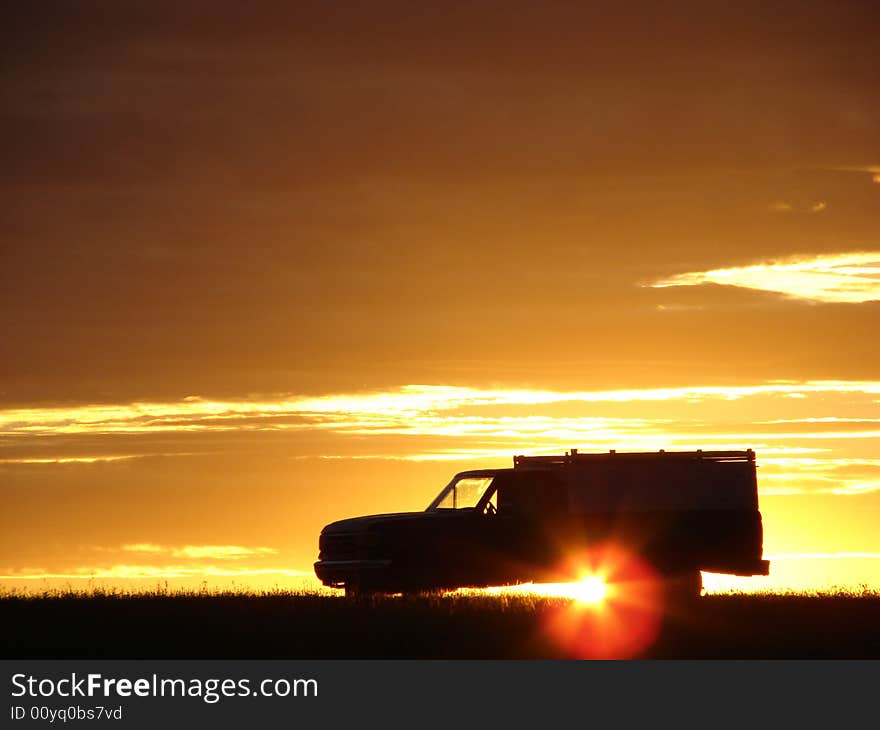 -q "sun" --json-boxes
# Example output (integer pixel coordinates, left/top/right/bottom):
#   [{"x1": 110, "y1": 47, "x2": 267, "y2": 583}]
[{"x1": 570, "y1": 575, "x2": 608, "y2": 605}]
